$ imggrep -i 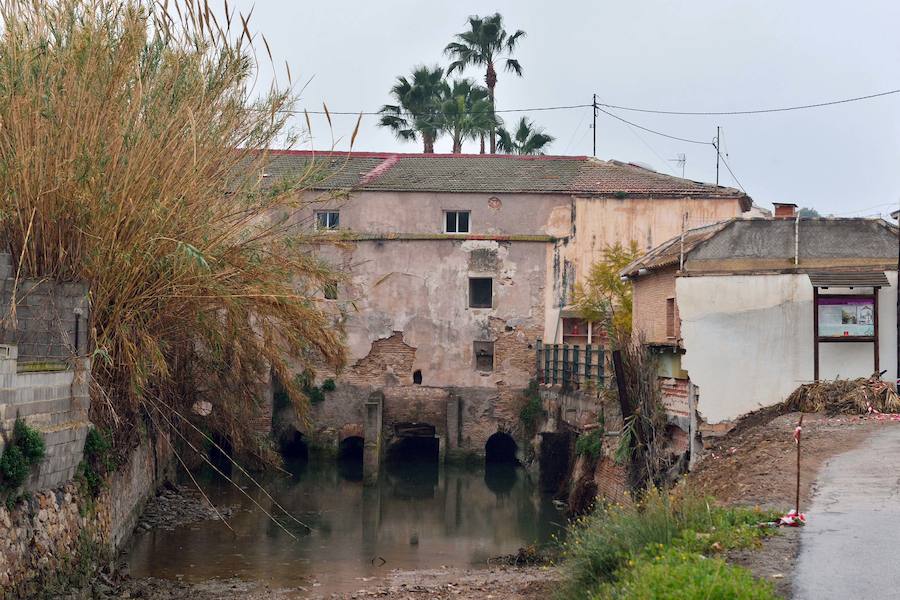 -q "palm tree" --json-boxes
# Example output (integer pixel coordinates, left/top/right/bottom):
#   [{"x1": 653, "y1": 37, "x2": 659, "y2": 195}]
[
  {"x1": 378, "y1": 66, "x2": 445, "y2": 153},
  {"x1": 438, "y1": 79, "x2": 495, "y2": 153},
  {"x1": 496, "y1": 117, "x2": 554, "y2": 155},
  {"x1": 445, "y1": 13, "x2": 525, "y2": 154}
]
